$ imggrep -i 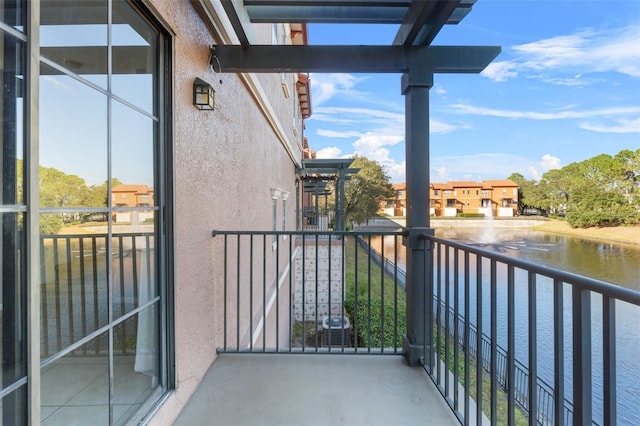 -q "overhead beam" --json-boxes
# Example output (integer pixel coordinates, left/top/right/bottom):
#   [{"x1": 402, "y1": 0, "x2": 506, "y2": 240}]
[
  {"x1": 211, "y1": 44, "x2": 500, "y2": 73},
  {"x1": 393, "y1": 0, "x2": 437, "y2": 46},
  {"x1": 220, "y1": 0, "x2": 255, "y2": 45}
]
